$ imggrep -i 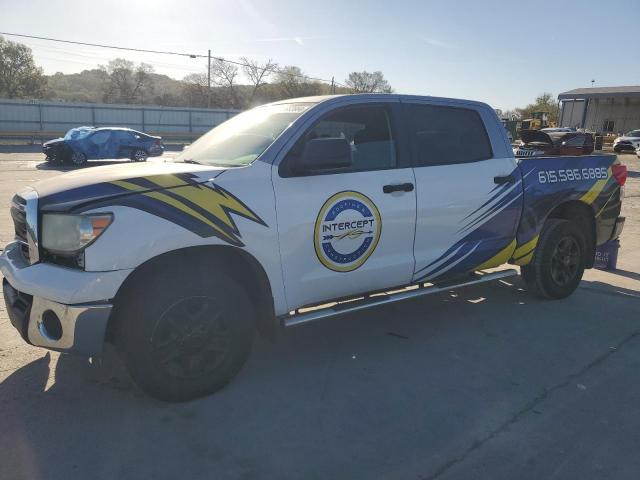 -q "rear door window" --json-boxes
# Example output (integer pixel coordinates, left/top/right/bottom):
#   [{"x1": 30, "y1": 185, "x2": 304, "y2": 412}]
[{"x1": 405, "y1": 104, "x2": 493, "y2": 167}]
